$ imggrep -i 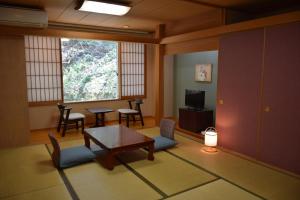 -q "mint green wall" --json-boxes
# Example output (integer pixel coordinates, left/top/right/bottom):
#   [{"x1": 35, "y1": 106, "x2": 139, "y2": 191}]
[{"x1": 174, "y1": 51, "x2": 218, "y2": 122}]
